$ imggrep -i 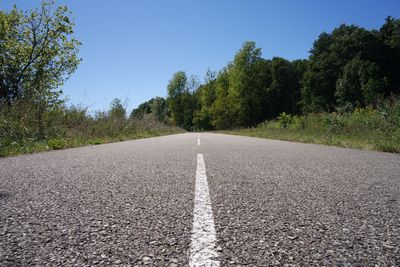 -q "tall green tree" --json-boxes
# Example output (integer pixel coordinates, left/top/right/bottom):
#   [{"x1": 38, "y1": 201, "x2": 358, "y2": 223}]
[
  {"x1": 209, "y1": 68, "x2": 238, "y2": 129},
  {"x1": 267, "y1": 58, "x2": 293, "y2": 117},
  {"x1": 228, "y1": 41, "x2": 264, "y2": 126},
  {"x1": 301, "y1": 24, "x2": 380, "y2": 112},
  {"x1": 378, "y1": 16, "x2": 400, "y2": 95},
  {"x1": 335, "y1": 58, "x2": 385, "y2": 107},
  {"x1": 193, "y1": 70, "x2": 217, "y2": 130},
  {"x1": 166, "y1": 71, "x2": 197, "y2": 130},
  {"x1": 265, "y1": 58, "x2": 307, "y2": 117},
  {"x1": 167, "y1": 71, "x2": 187, "y2": 127},
  {"x1": 0, "y1": 1, "x2": 81, "y2": 137},
  {"x1": 150, "y1": 97, "x2": 167, "y2": 122},
  {"x1": 0, "y1": 1, "x2": 81, "y2": 102}
]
